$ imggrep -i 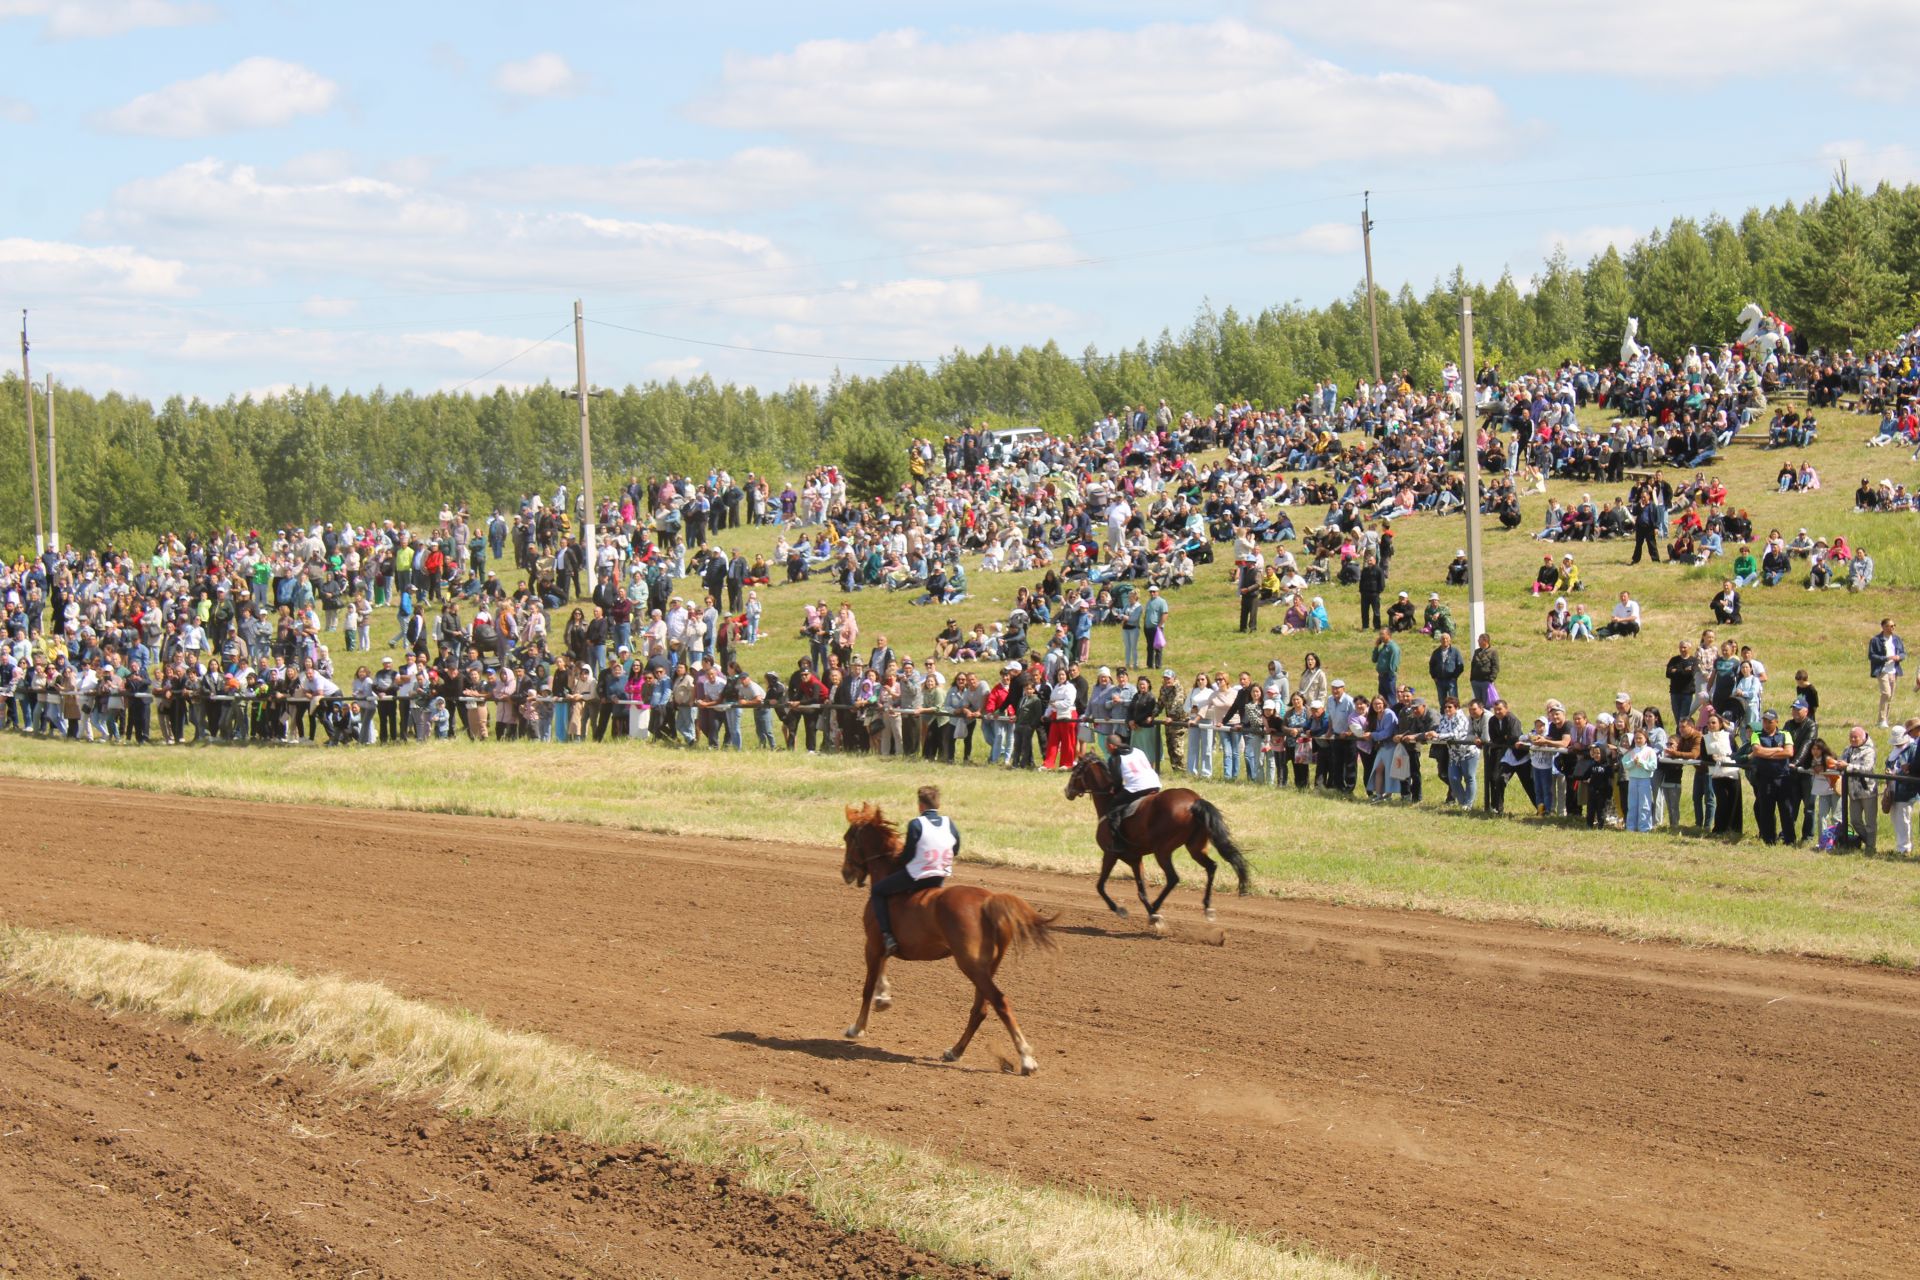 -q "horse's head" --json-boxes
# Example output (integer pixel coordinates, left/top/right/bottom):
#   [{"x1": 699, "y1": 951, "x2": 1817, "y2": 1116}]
[
  {"x1": 1063, "y1": 749, "x2": 1107, "y2": 801},
  {"x1": 841, "y1": 803, "x2": 901, "y2": 887}
]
